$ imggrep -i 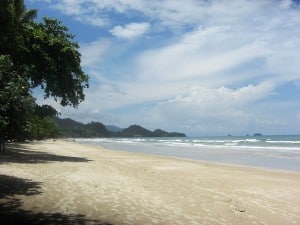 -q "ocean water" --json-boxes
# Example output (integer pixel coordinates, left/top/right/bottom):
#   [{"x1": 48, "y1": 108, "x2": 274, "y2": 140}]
[{"x1": 75, "y1": 135, "x2": 300, "y2": 171}]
